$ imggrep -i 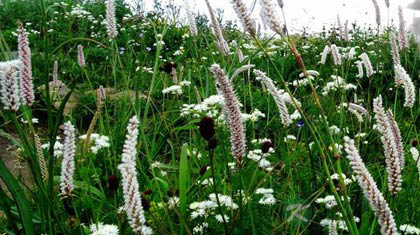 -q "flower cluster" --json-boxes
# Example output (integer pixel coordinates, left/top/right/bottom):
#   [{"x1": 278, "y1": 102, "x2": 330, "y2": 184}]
[
  {"x1": 321, "y1": 75, "x2": 357, "y2": 96},
  {"x1": 0, "y1": 60, "x2": 21, "y2": 111},
  {"x1": 247, "y1": 139, "x2": 275, "y2": 171},
  {"x1": 59, "y1": 121, "x2": 77, "y2": 197},
  {"x1": 400, "y1": 224, "x2": 420, "y2": 234},
  {"x1": 89, "y1": 222, "x2": 119, "y2": 235},
  {"x1": 204, "y1": 0, "x2": 230, "y2": 55},
  {"x1": 79, "y1": 134, "x2": 110, "y2": 154},
  {"x1": 394, "y1": 64, "x2": 415, "y2": 108},
  {"x1": 210, "y1": 64, "x2": 246, "y2": 163},
  {"x1": 17, "y1": 22, "x2": 34, "y2": 106},
  {"x1": 344, "y1": 136, "x2": 398, "y2": 234},
  {"x1": 118, "y1": 116, "x2": 152, "y2": 235},
  {"x1": 254, "y1": 69, "x2": 291, "y2": 126},
  {"x1": 189, "y1": 193, "x2": 237, "y2": 232},
  {"x1": 105, "y1": 0, "x2": 118, "y2": 39},
  {"x1": 231, "y1": 0, "x2": 257, "y2": 36},
  {"x1": 373, "y1": 95, "x2": 404, "y2": 194},
  {"x1": 255, "y1": 188, "x2": 276, "y2": 205}
]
